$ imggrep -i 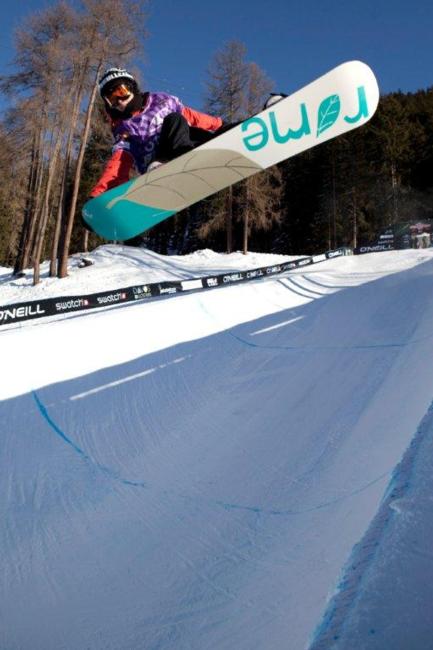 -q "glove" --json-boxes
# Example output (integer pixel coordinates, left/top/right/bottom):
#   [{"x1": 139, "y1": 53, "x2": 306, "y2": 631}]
[{"x1": 263, "y1": 93, "x2": 288, "y2": 110}]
